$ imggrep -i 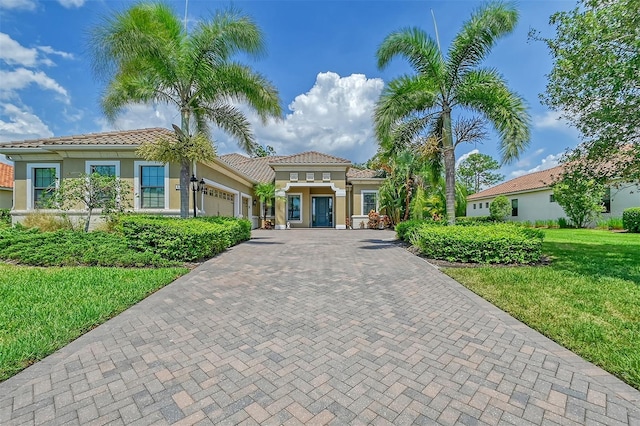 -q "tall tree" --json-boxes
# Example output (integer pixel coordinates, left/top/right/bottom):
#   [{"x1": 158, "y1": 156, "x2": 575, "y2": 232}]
[
  {"x1": 537, "y1": 0, "x2": 640, "y2": 182},
  {"x1": 456, "y1": 152, "x2": 504, "y2": 193},
  {"x1": 375, "y1": 2, "x2": 530, "y2": 223},
  {"x1": 253, "y1": 182, "x2": 276, "y2": 228},
  {"x1": 89, "y1": 3, "x2": 282, "y2": 217}
]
